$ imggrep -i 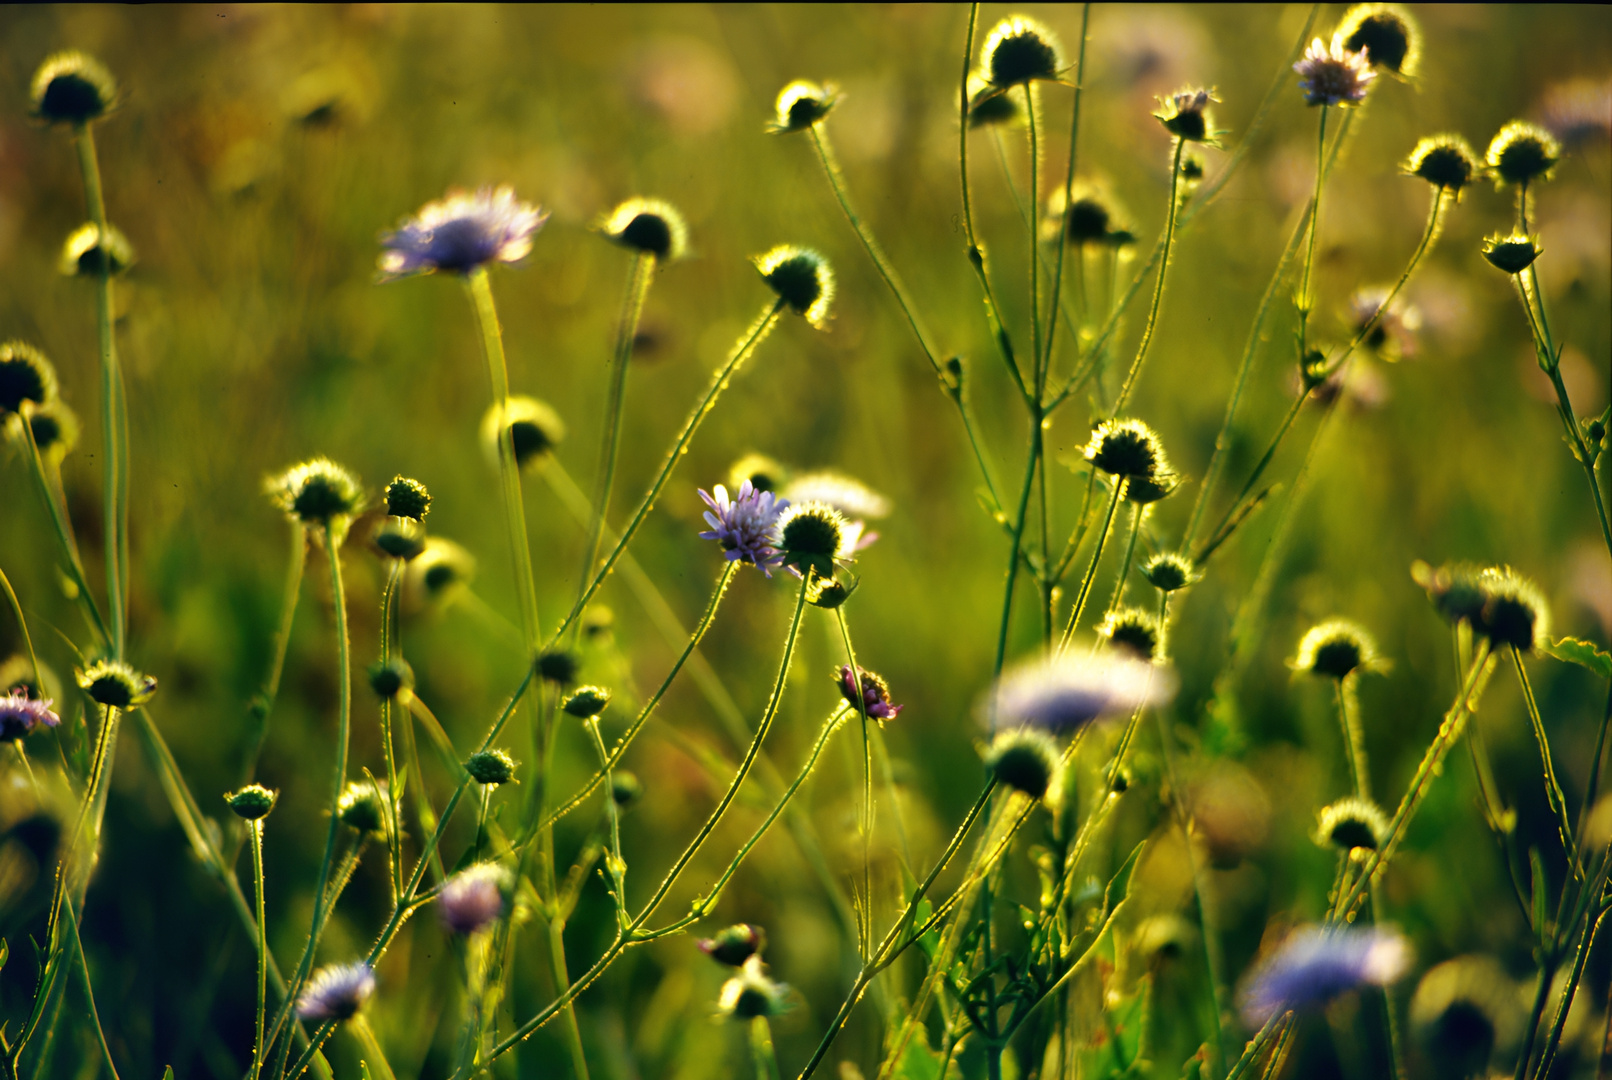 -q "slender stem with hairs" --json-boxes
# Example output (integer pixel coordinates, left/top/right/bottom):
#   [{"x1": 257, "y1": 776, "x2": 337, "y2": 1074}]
[
  {"x1": 349, "y1": 1015, "x2": 398, "y2": 1080},
  {"x1": 1296, "y1": 105, "x2": 1329, "y2": 353},
  {"x1": 750, "y1": 1018, "x2": 782, "y2": 1080},
  {"x1": 1513, "y1": 646, "x2": 1579, "y2": 874},
  {"x1": 1110, "y1": 138, "x2": 1184, "y2": 414},
  {"x1": 1057, "y1": 478, "x2": 1126, "y2": 654},
  {"x1": 249, "y1": 820, "x2": 269, "y2": 1080}
]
